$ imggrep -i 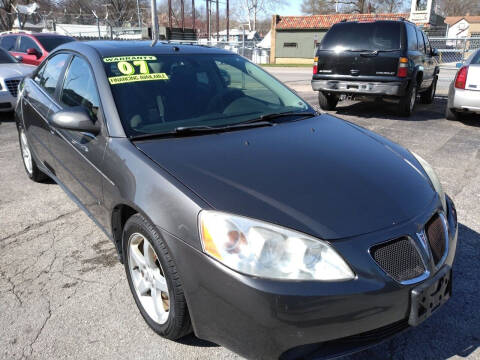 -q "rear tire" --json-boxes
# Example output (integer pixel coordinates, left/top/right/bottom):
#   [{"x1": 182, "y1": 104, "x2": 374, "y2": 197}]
[
  {"x1": 123, "y1": 213, "x2": 192, "y2": 340},
  {"x1": 398, "y1": 82, "x2": 417, "y2": 117},
  {"x1": 318, "y1": 91, "x2": 338, "y2": 111},
  {"x1": 420, "y1": 76, "x2": 437, "y2": 104},
  {"x1": 18, "y1": 128, "x2": 49, "y2": 182}
]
